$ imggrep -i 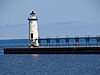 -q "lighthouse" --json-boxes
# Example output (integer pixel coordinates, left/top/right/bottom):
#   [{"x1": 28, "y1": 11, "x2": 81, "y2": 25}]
[{"x1": 28, "y1": 11, "x2": 39, "y2": 47}]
